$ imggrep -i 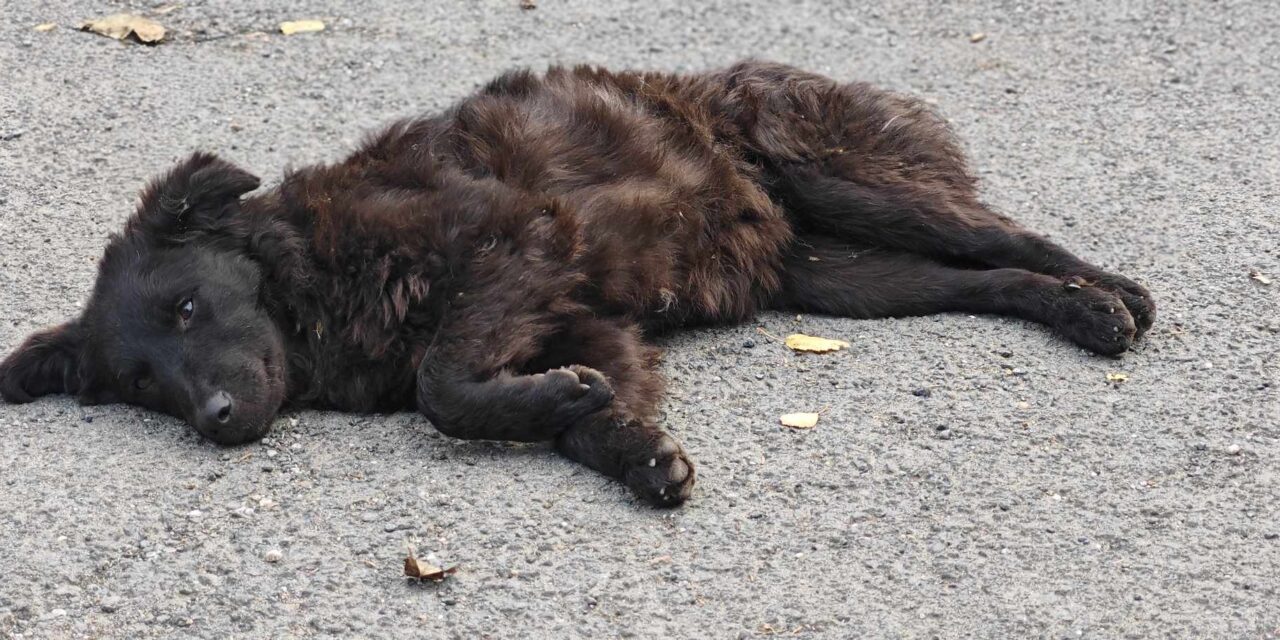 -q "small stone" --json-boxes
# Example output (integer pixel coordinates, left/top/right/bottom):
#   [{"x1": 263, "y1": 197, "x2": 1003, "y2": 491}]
[
  {"x1": 100, "y1": 596, "x2": 123, "y2": 613},
  {"x1": 1226, "y1": 444, "x2": 1242, "y2": 455},
  {"x1": 258, "y1": 497, "x2": 276, "y2": 509},
  {"x1": 742, "y1": 339, "x2": 755, "y2": 349},
  {"x1": 186, "y1": 510, "x2": 203, "y2": 520},
  {"x1": 912, "y1": 388, "x2": 932, "y2": 398},
  {"x1": 264, "y1": 549, "x2": 283, "y2": 563},
  {"x1": 1263, "y1": 532, "x2": 1278, "y2": 540}
]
